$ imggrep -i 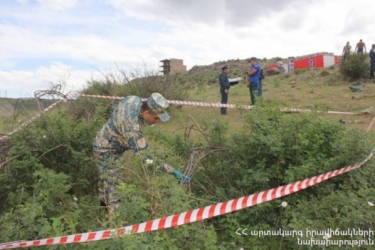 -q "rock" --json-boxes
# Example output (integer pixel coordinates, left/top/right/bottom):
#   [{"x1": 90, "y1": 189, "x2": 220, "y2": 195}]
[
  {"x1": 307, "y1": 105, "x2": 314, "y2": 109},
  {"x1": 361, "y1": 106, "x2": 374, "y2": 114},
  {"x1": 265, "y1": 68, "x2": 280, "y2": 76},
  {"x1": 349, "y1": 82, "x2": 363, "y2": 92},
  {"x1": 340, "y1": 119, "x2": 364, "y2": 124},
  {"x1": 321, "y1": 70, "x2": 330, "y2": 77}
]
